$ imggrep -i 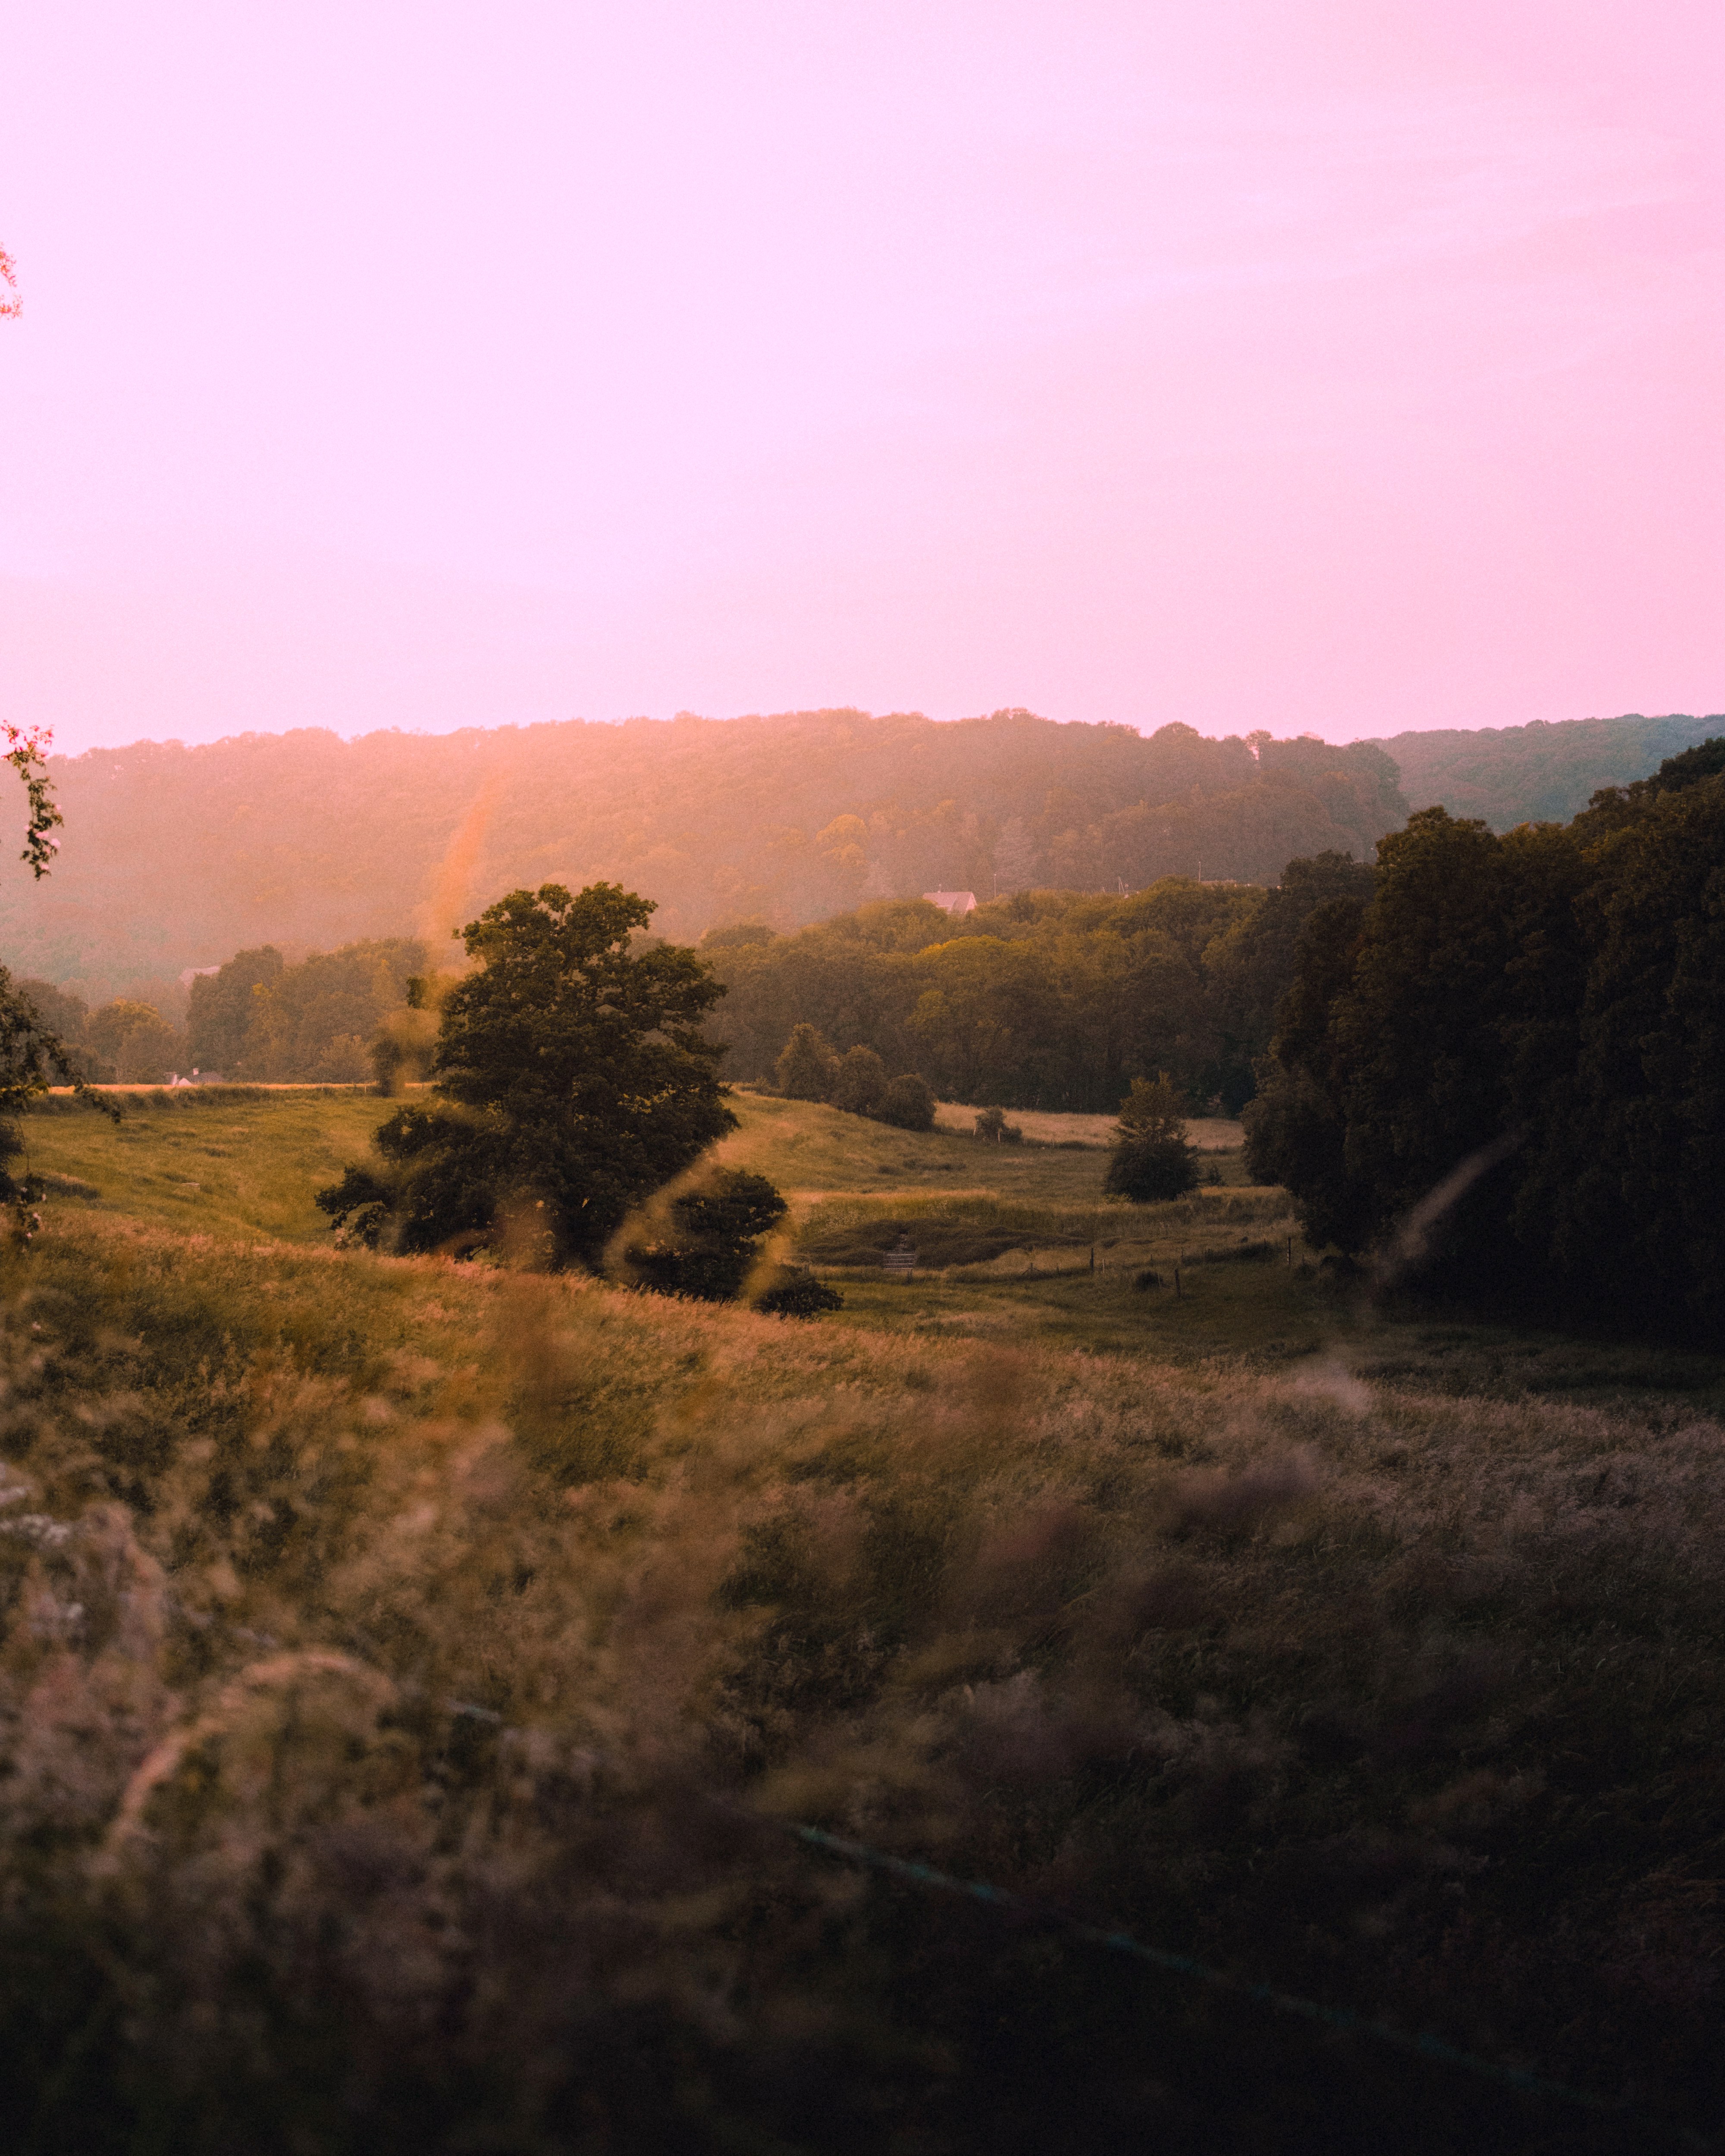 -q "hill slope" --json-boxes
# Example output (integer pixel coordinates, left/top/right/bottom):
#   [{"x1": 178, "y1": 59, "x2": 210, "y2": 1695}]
[{"x1": 1367, "y1": 711, "x2": 1721, "y2": 829}]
